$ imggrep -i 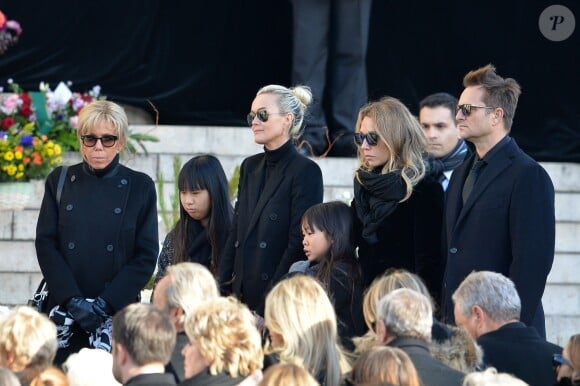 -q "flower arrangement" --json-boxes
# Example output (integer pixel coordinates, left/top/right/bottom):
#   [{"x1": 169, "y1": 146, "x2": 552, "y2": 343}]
[
  {"x1": 0, "y1": 123, "x2": 62, "y2": 182},
  {"x1": 0, "y1": 10, "x2": 22, "y2": 55}
]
